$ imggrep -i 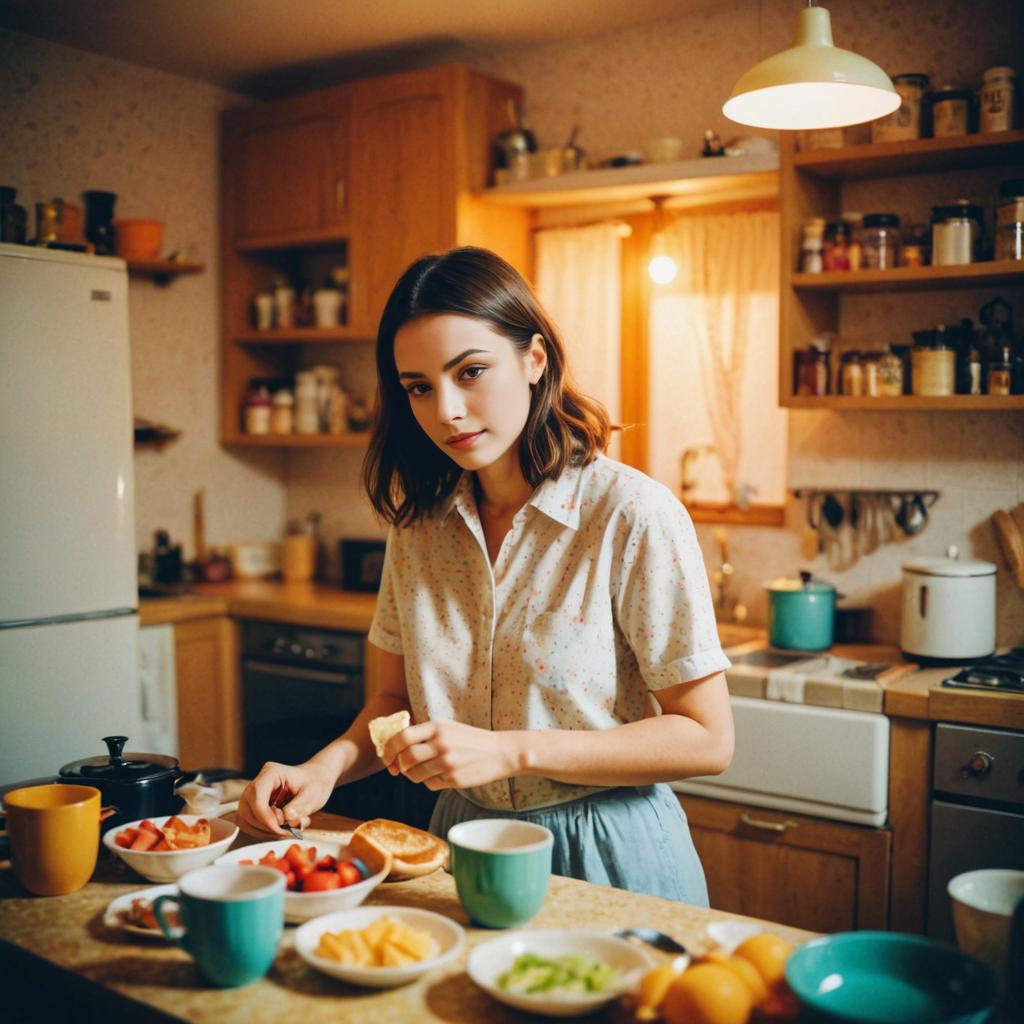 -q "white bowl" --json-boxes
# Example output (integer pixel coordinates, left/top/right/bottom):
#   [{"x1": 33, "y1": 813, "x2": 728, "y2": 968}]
[
  {"x1": 215, "y1": 837, "x2": 387, "y2": 923},
  {"x1": 706, "y1": 920, "x2": 765, "y2": 954},
  {"x1": 102, "y1": 815, "x2": 239, "y2": 882},
  {"x1": 103, "y1": 883, "x2": 179, "y2": 939},
  {"x1": 294, "y1": 905, "x2": 465, "y2": 988},
  {"x1": 468, "y1": 929, "x2": 650, "y2": 1018}
]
